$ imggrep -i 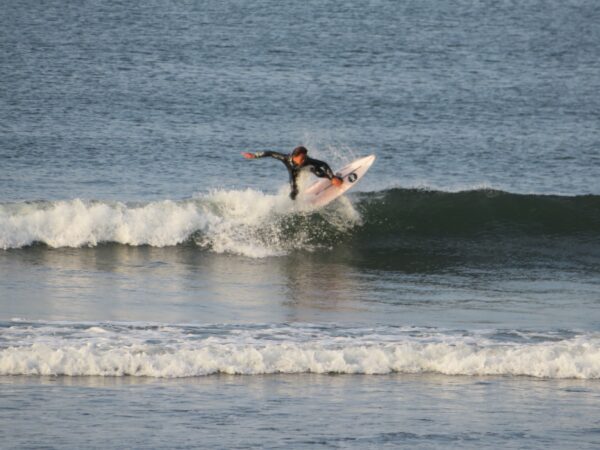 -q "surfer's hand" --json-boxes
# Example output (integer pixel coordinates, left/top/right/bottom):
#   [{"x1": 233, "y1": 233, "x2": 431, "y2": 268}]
[
  {"x1": 331, "y1": 176, "x2": 343, "y2": 187},
  {"x1": 242, "y1": 152, "x2": 256, "y2": 159}
]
